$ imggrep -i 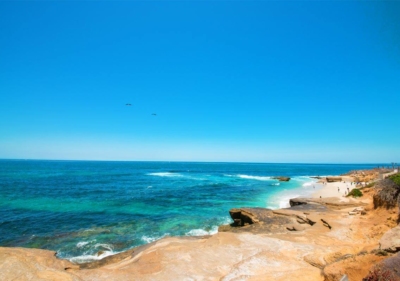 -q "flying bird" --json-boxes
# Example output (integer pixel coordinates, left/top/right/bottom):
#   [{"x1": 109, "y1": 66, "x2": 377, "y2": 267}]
[
  {"x1": 151, "y1": 113, "x2": 157, "y2": 116},
  {"x1": 126, "y1": 103, "x2": 132, "y2": 106}
]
